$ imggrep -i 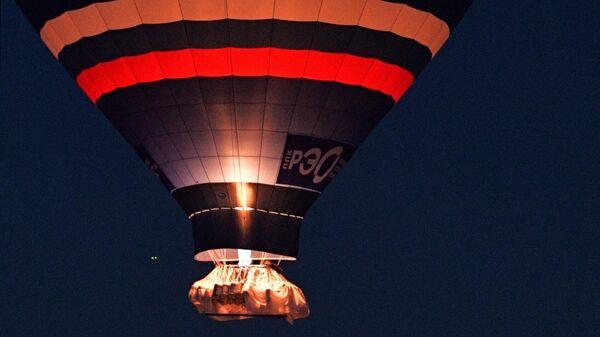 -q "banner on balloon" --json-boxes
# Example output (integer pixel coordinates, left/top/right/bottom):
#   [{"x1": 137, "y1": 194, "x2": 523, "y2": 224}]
[{"x1": 277, "y1": 135, "x2": 354, "y2": 192}]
